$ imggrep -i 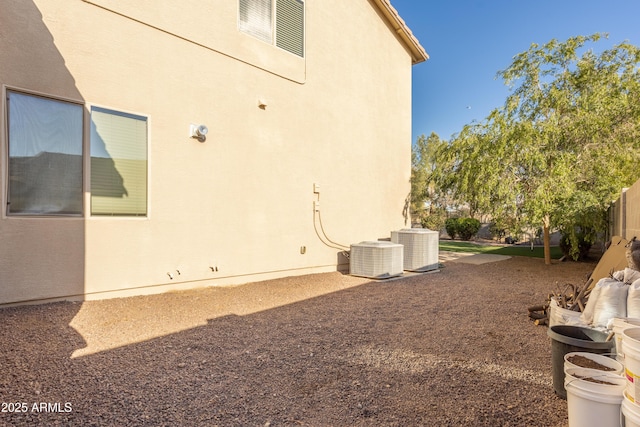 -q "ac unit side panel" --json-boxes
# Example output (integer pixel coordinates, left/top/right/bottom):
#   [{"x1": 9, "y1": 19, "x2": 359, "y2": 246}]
[
  {"x1": 349, "y1": 242, "x2": 403, "y2": 279},
  {"x1": 391, "y1": 230, "x2": 439, "y2": 272}
]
